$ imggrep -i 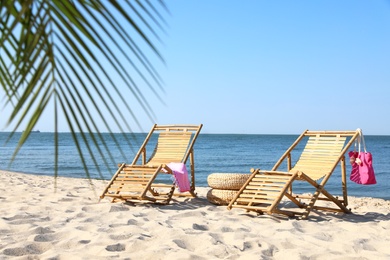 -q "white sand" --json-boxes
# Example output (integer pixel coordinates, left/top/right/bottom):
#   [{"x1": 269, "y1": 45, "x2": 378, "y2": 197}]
[{"x1": 0, "y1": 170, "x2": 389, "y2": 259}]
